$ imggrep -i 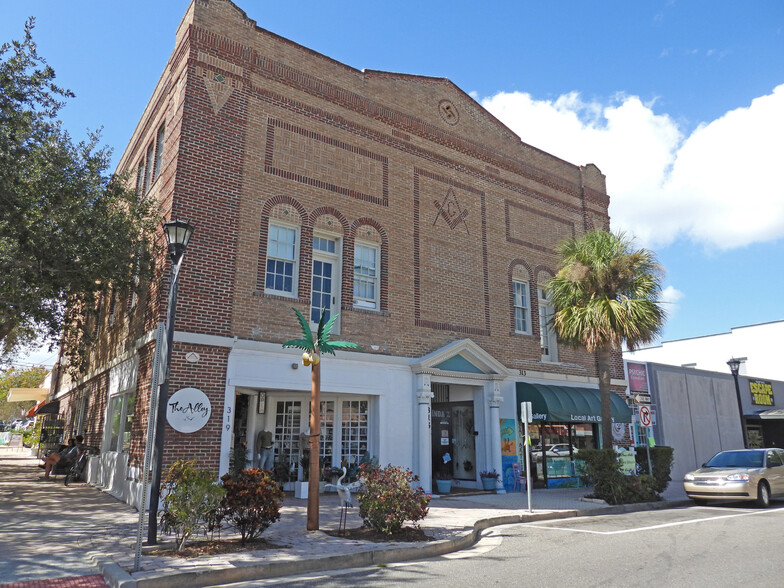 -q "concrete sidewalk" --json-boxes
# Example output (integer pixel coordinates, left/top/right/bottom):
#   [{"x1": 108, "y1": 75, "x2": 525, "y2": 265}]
[{"x1": 0, "y1": 448, "x2": 689, "y2": 588}]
